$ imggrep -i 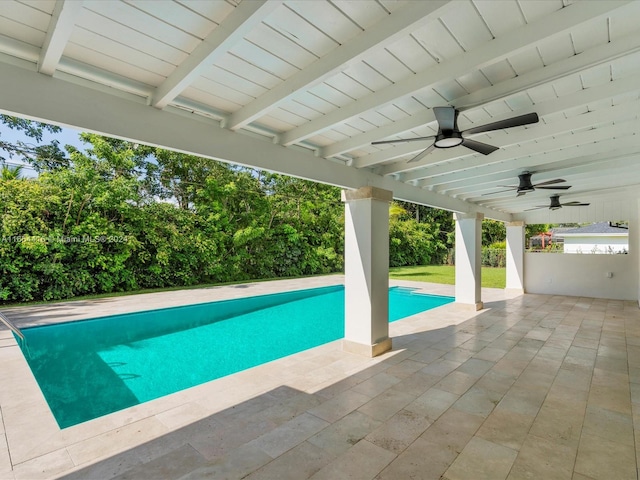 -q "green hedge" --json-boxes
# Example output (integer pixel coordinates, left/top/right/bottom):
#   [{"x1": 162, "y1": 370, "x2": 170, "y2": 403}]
[{"x1": 481, "y1": 248, "x2": 506, "y2": 268}]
